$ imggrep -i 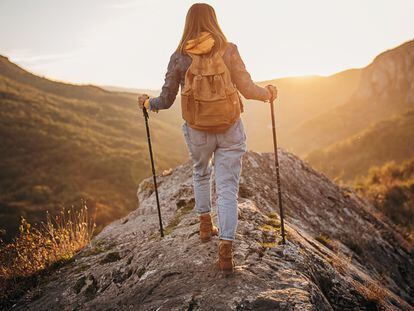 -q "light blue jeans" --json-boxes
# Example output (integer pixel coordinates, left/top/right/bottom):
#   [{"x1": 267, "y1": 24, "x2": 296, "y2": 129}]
[{"x1": 182, "y1": 118, "x2": 247, "y2": 241}]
